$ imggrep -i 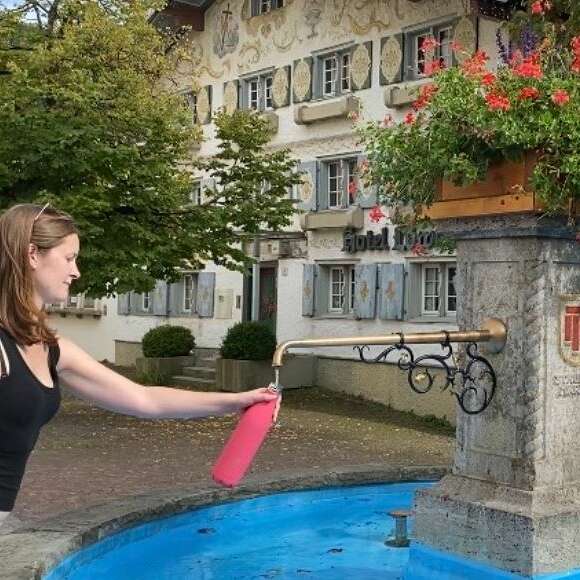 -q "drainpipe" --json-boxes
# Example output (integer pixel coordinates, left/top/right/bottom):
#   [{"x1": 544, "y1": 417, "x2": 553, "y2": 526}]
[{"x1": 251, "y1": 236, "x2": 260, "y2": 321}]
